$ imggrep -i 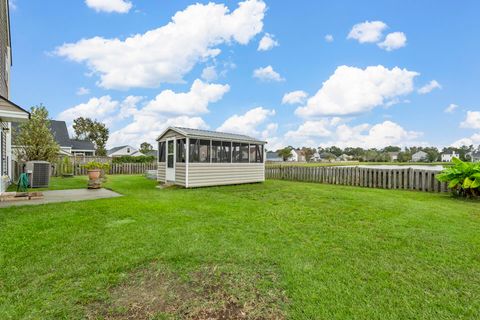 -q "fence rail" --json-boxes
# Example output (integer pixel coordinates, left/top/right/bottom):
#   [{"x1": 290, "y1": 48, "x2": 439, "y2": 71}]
[
  {"x1": 266, "y1": 166, "x2": 449, "y2": 193},
  {"x1": 53, "y1": 162, "x2": 158, "y2": 176}
]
